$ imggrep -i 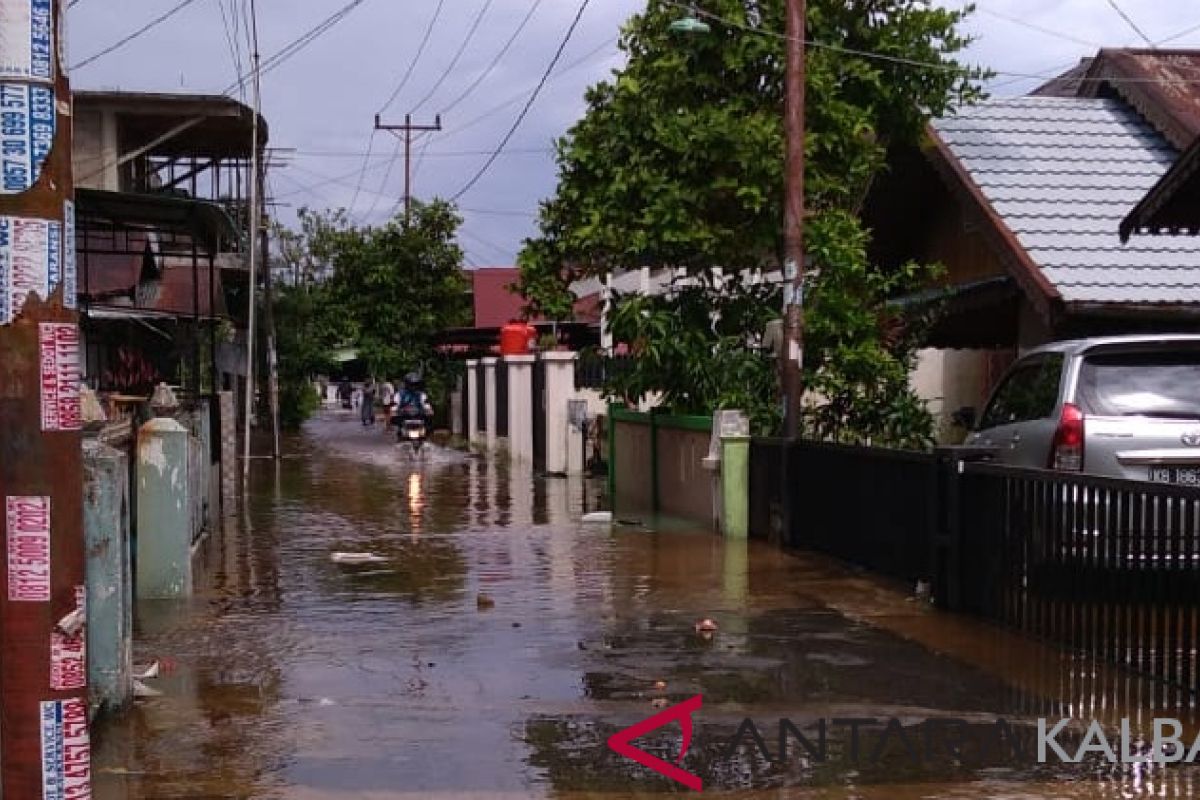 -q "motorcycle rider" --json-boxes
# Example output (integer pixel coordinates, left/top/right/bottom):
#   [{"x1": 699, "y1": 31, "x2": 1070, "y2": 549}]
[{"x1": 392, "y1": 372, "x2": 433, "y2": 428}]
